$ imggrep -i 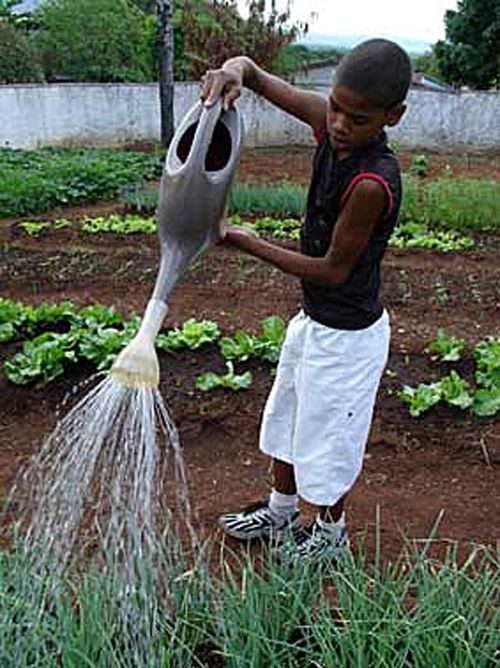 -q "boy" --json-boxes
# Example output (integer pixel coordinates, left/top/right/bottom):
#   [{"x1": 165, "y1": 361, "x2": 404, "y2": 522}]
[{"x1": 201, "y1": 39, "x2": 412, "y2": 562}]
